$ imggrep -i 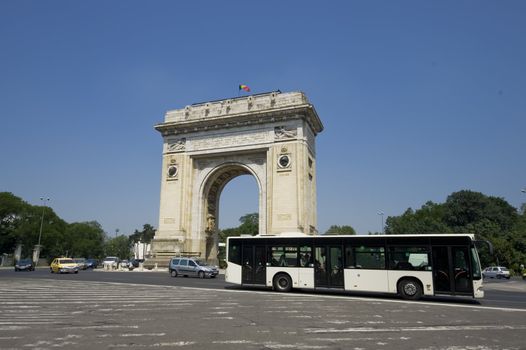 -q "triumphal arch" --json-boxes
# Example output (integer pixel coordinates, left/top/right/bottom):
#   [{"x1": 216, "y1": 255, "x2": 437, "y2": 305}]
[{"x1": 151, "y1": 91, "x2": 323, "y2": 264}]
